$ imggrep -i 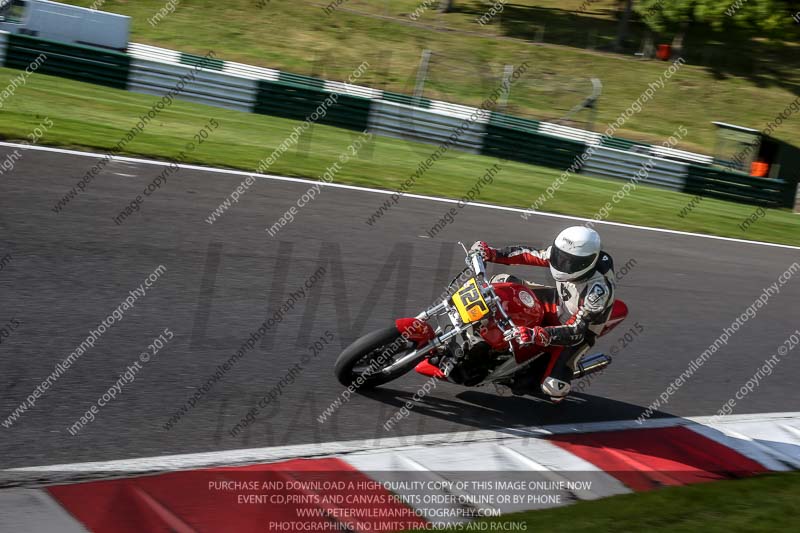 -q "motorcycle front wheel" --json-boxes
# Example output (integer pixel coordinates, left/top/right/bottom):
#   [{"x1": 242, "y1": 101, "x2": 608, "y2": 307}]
[{"x1": 334, "y1": 327, "x2": 422, "y2": 388}]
